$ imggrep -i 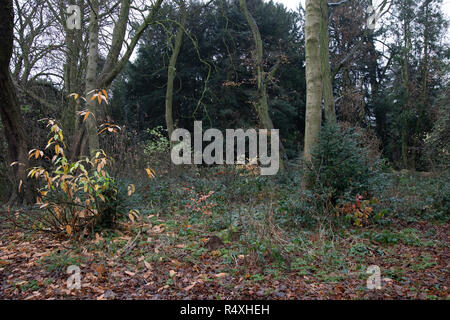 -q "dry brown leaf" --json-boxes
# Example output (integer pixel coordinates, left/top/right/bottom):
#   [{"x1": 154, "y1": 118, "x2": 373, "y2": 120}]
[
  {"x1": 0, "y1": 260, "x2": 11, "y2": 266},
  {"x1": 157, "y1": 285, "x2": 169, "y2": 292},
  {"x1": 184, "y1": 282, "x2": 197, "y2": 291},
  {"x1": 215, "y1": 272, "x2": 228, "y2": 278},
  {"x1": 95, "y1": 264, "x2": 105, "y2": 279},
  {"x1": 152, "y1": 225, "x2": 165, "y2": 233},
  {"x1": 143, "y1": 261, "x2": 152, "y2": 270}
]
